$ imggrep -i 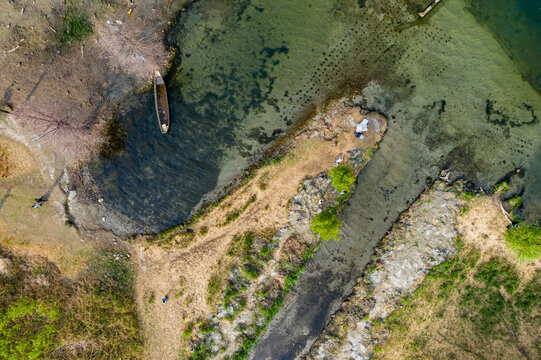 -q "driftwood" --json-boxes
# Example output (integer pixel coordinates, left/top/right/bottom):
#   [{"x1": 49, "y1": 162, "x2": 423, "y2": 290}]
[{"x1": 493, "y1": 195, "x2": 513, "y2": 224}]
